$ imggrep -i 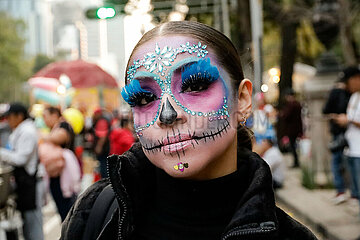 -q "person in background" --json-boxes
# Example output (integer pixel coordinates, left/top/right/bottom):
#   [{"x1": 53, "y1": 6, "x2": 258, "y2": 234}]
[
  {"x1": 0, "y1": 104, "x2": 11, "y2": 148},
  {"x1": 109, "y1": 117, "x2": 135, "y2": 155},
  {"x1": 42, "y1": 106, "x2": 76, "y2": 221},
  {"x1": 261, "y1": 138, "x2": 286, "y2": 190},
  {"x1": 251, "y1": 92, "x2": 276, "y2": 153},
  {"x1": 333, "y1": 66, "x2": 360, "y2": 216},
  {"x1": 91, "y1": 108, "x2": 111, "y2": 178},
  {"x1": 323, "y1": 69, "x2": 352, "y2": 204},
  {"x1": 0, "y1": 103, "x2": 44, "y2": 240},
  {"x1": 279, "y1": 89, "x2": 303, "y2": 168}
]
